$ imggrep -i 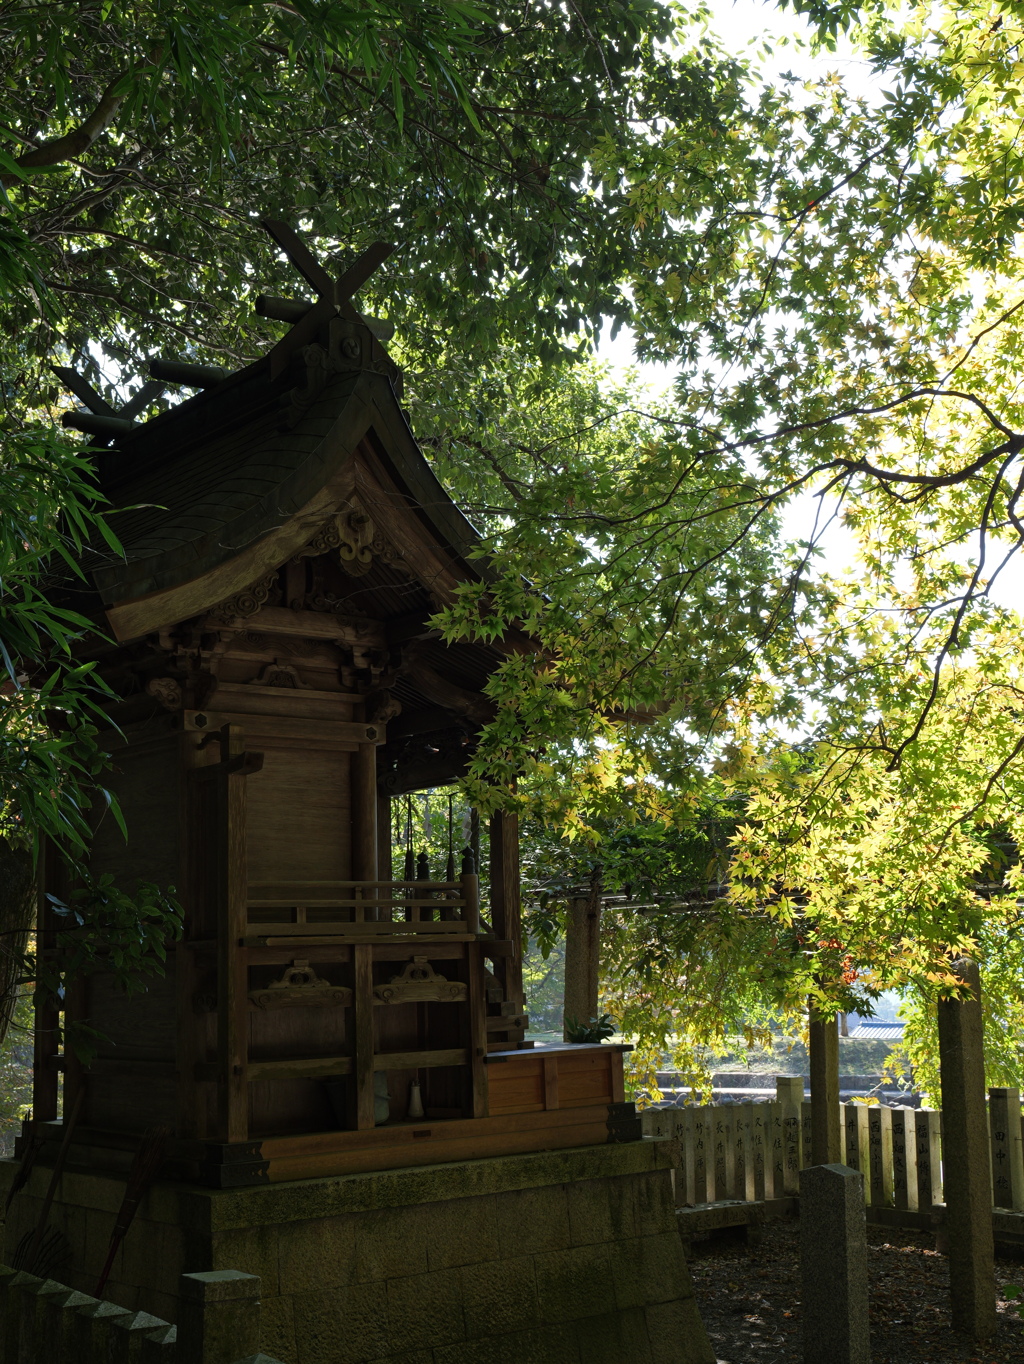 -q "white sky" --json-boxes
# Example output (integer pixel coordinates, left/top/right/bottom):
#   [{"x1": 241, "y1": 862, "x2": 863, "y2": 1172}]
[{"x1": 595, "y1": 0, "x2": 1024, "y2": 616}]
